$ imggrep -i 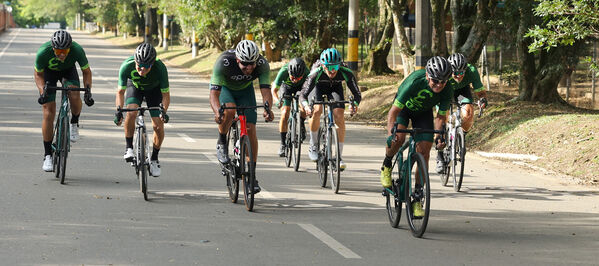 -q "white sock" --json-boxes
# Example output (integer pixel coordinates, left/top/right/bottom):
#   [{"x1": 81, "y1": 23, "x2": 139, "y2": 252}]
[
  {"x1": 310, "y1": 131, "x2": 318, "y2": 146},
  {"x1": 338, "y1": 142, "x2": 344, "y2": 158}
]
